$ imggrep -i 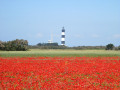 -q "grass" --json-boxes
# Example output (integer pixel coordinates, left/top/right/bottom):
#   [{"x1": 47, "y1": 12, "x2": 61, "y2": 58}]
[{"x1": 0, "y1": 49, "x2": 120, "y2": 57}]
